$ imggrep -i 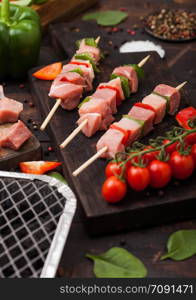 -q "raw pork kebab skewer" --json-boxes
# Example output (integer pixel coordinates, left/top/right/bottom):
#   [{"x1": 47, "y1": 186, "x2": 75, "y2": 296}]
[
  {"x1": 0, "y1": 86, "x2": 32, "y2": 150},
  {"x1": 73, "y1": 81, "x2": 187, "y2": 176},
  {"x1": 60, "y1": 55, "x2": 150, "y2": 149},
  {"x1": 40, "y1": 37, "x2": 101, "y2": 131}
]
